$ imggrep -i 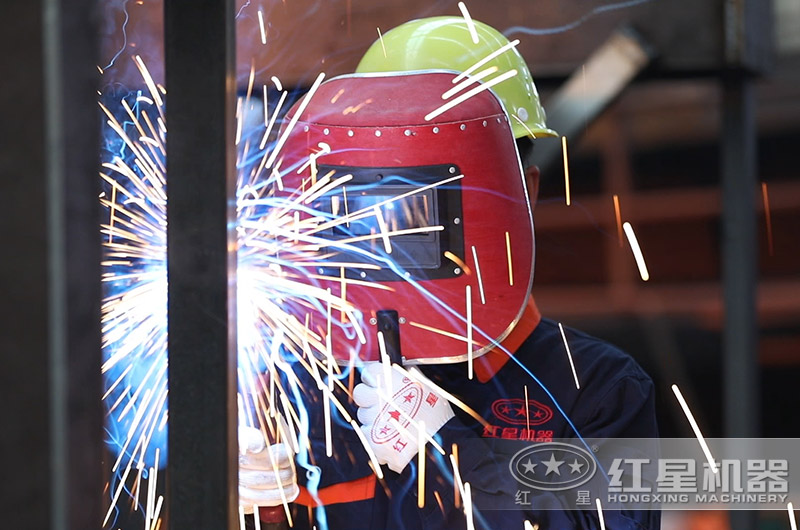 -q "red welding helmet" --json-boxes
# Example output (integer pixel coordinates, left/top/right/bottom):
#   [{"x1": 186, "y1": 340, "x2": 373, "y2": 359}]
[{"x1": 276, "y1": 71, "x2": 534, "y2": 364}]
